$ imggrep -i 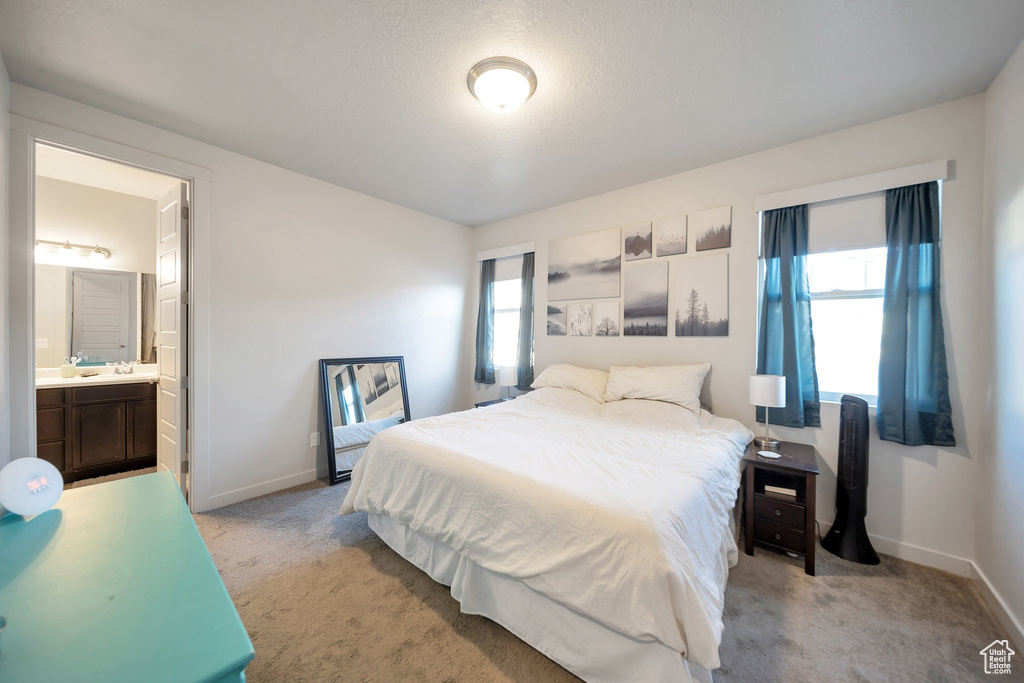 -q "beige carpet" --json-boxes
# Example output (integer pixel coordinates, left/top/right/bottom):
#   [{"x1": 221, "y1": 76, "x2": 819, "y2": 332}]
[
  {"x1": 65, "y1": 466, "x2": 157, "y2": 489},
  {"x1": 194, "y1": 481, "x2": 1017, "y2": 682}
]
